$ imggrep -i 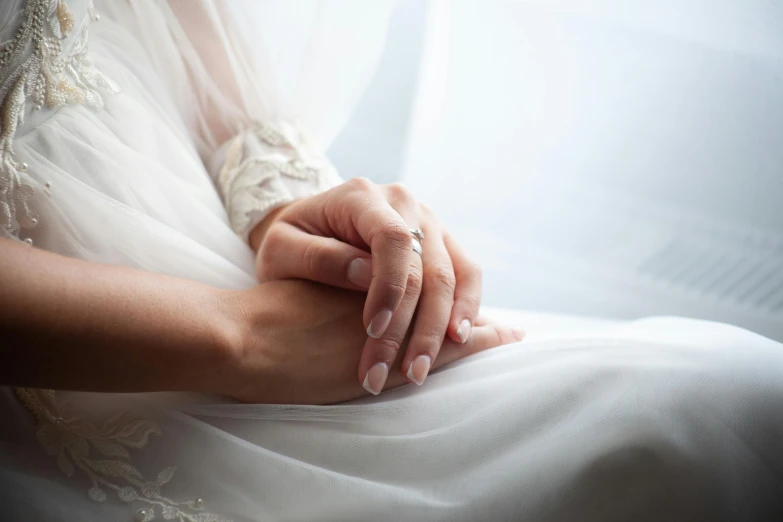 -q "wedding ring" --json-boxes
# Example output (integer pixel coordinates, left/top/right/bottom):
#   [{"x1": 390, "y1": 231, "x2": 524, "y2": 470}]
[
  {"x1": 411, "y1": 237, "x2": 423, "y2": 256},
  {"x1": 410, "y1": 228, "x2": 424, "y2": 257}
]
